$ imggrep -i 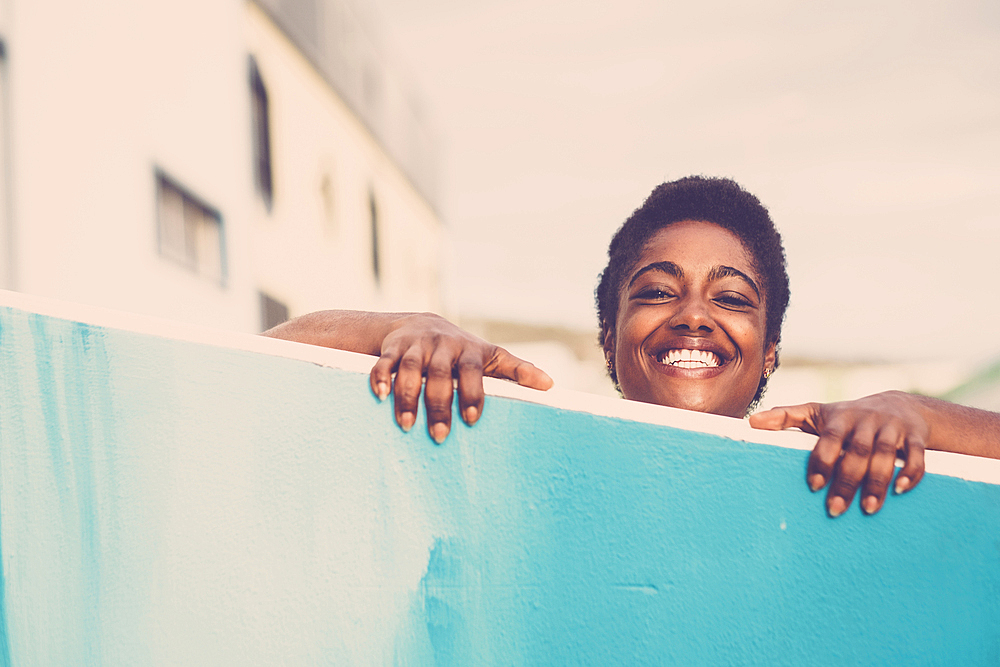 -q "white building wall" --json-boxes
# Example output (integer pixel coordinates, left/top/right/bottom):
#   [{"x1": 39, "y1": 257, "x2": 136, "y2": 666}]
[
  {"x1": 7, "y1": 0, "x2": 258, "y2": 330},
  {"x1": 0, "y1": 0, "x2": 442, "y2": 332},
  {"x1": 246, "y1": 3, "x2": 443, "y2": 319}
]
